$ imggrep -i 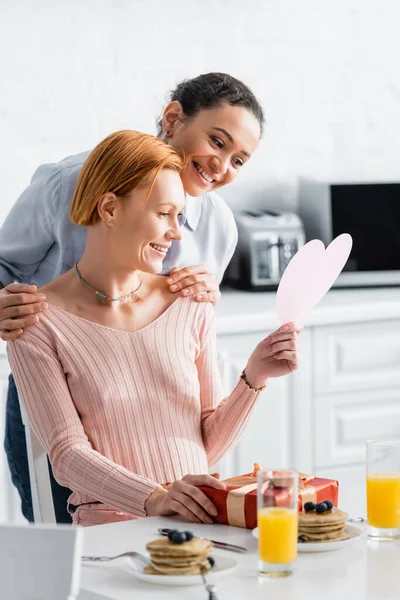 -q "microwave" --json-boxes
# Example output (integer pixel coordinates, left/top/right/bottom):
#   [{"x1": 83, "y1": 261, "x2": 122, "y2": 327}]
[
  {"x1": 298, "y1": 179, "x2": 400, "y2": 287},
  {"x1": 223, "y1": 210, "x2": 305, "y2": 290}
]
